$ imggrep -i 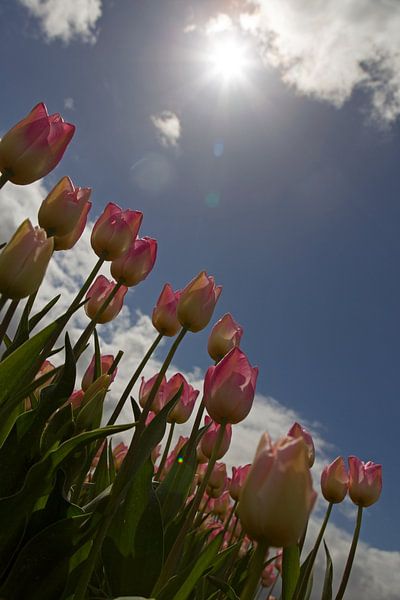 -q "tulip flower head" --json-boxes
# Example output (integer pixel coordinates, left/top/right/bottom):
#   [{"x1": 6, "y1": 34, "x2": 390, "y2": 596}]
[
  {"x1": 113, "y1": 442, "x2": 128, "y2": 470},
  {"x1": 200, "y1": 416, "x2": 232, "y2": 459},
  {"x1": 208, "y1": 313, "x2": 243, "y2": 362},
  {"x1": 229, "y1": 464, "x2": 251, "y2": 501},
  {"x1": 165, "y1": 373, "x2": 199, "y2": 424},
  {"x1": 85, "y1": 275, "x2": 128, "y2": 324},
  {"x1": 204, "y1": 347, "x2": 258, "y2": 424},
  {"x1": 0, "y1": 219, "x2": 53, "y2": 299},
  {"x1": 287, "y1": 422, "x2": 315, "y2": 468},
  {"x1": 91, "y1": 202, "x2": 143, "y2": 260},
  {"x1": 53, "y1": 199, "x2": 91, "y2": 251},
  {"x1": 207, "y1": 461, "x2": 227, "y2": 498},
  {"x1": 177, "y1": 271, "x2": 222, "y2": 332},
  {"x1": 239, "y1": 433, "x2": 317, "y2": 547},
  {"x1": 38, "y1": 176, "x2": 92, "y2": 238},
  {"x1": 152, "y1": 283, "x2": 181, "y2": 336},
  {"x1": 81, "y1": 355, "x2": 116, "y2": 392},
  {"x1": 111, "y1": 236, "x2": 157, "y2": 287},
  {"x1": 139, "y1": 373, "x2": 166, "y2": 413},
  {"x1": 0, "y1": 103, "x2": 75, "y2": 185},
  {"x1": 348, "y1": 456, "x2": 382, "y2": 507},
  {"x1": 261, "y1": 564, "x2": 277, "y2": 588},
  {"x1": 321, "y1": 456, "x2": 349, "y2": 503},
  {"x1": 68, "y1": 390, "x2": 85, "y2": 410}
]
